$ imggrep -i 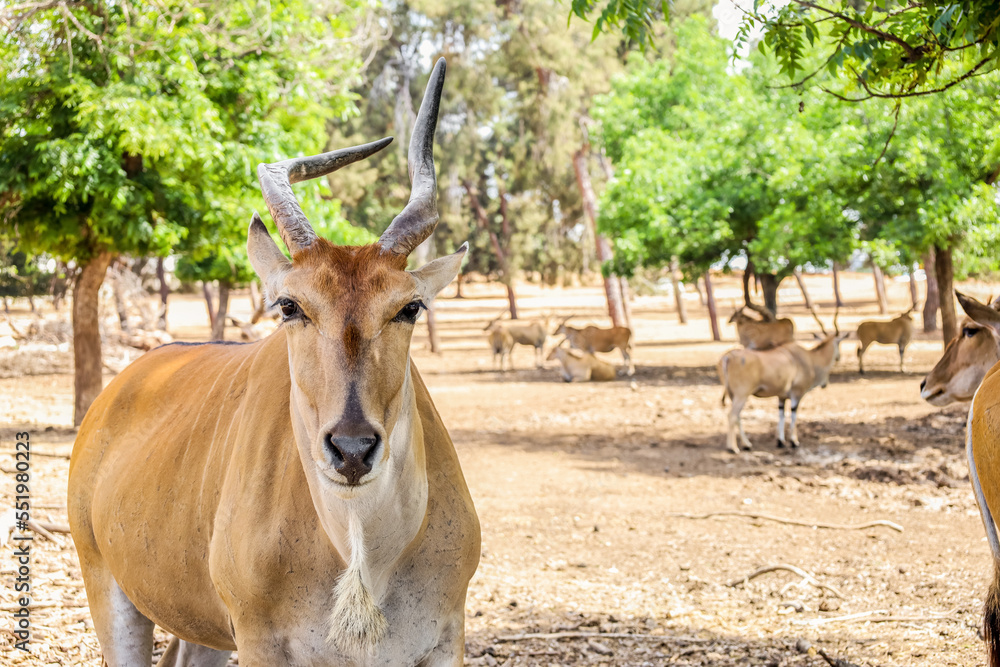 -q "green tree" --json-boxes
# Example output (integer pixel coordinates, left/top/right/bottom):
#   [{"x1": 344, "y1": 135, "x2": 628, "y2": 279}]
[
  {"x1": 596, "y1": 20, "x2": 860, "y2": 316},
  {"x1": 0, "y1": 0, "x2": 366, "y2": 423},
  {"x1": 573, "y1": 1, "x2": 1000, "y2": 100}
]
